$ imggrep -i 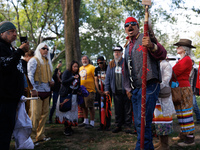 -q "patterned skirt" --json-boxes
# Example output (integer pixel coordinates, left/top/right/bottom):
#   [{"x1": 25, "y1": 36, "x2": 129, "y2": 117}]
[
  {"x1": 152, "y1": 103, "x2": 173, "y2": 135},
  {"x1": 56, "y1": 95, "x2": 78, "y2": 126},
  {"x1": 174, "y1": 87, "x2": 195, "y2": 135}
]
